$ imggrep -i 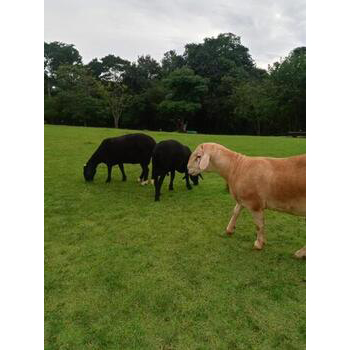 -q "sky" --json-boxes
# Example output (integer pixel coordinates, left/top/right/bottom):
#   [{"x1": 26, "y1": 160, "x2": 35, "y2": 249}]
[{"x1": 44, "y1": 0, "x2": 305, "y2": 70}]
